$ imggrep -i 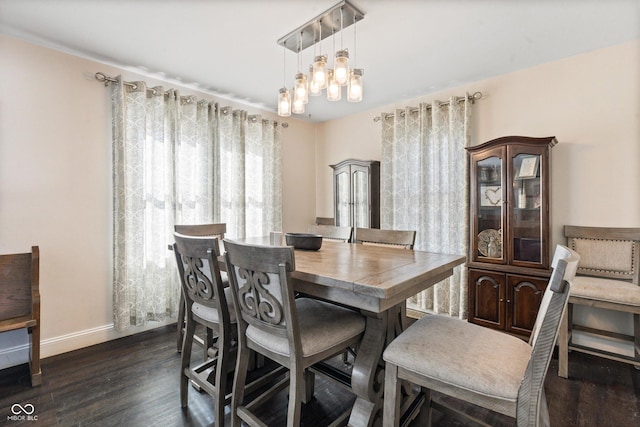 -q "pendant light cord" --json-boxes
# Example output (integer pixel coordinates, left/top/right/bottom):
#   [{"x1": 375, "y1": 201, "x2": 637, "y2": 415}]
[
  {"x1": 353, "y1": 16, "x2": 357, "y2": 67},
  {"x1": 340, "y1": 7, "x2": 344, "y2": 49},
  {"x1": 282, "y1": 45, "x2": 286, "y2": 87}
]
